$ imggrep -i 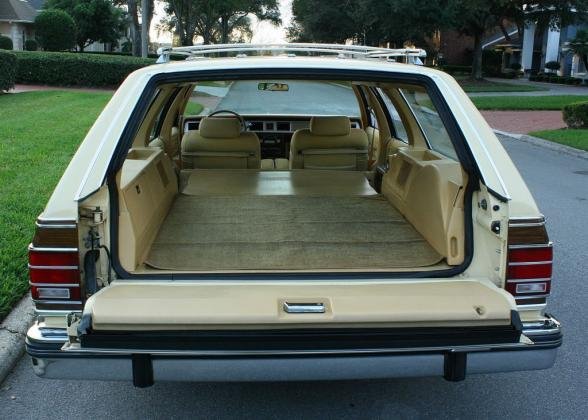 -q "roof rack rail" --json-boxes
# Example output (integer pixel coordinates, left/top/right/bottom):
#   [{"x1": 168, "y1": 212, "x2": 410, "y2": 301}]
[{"x1": 156, "y1": 43, "x2": 427, "y2": 64}]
